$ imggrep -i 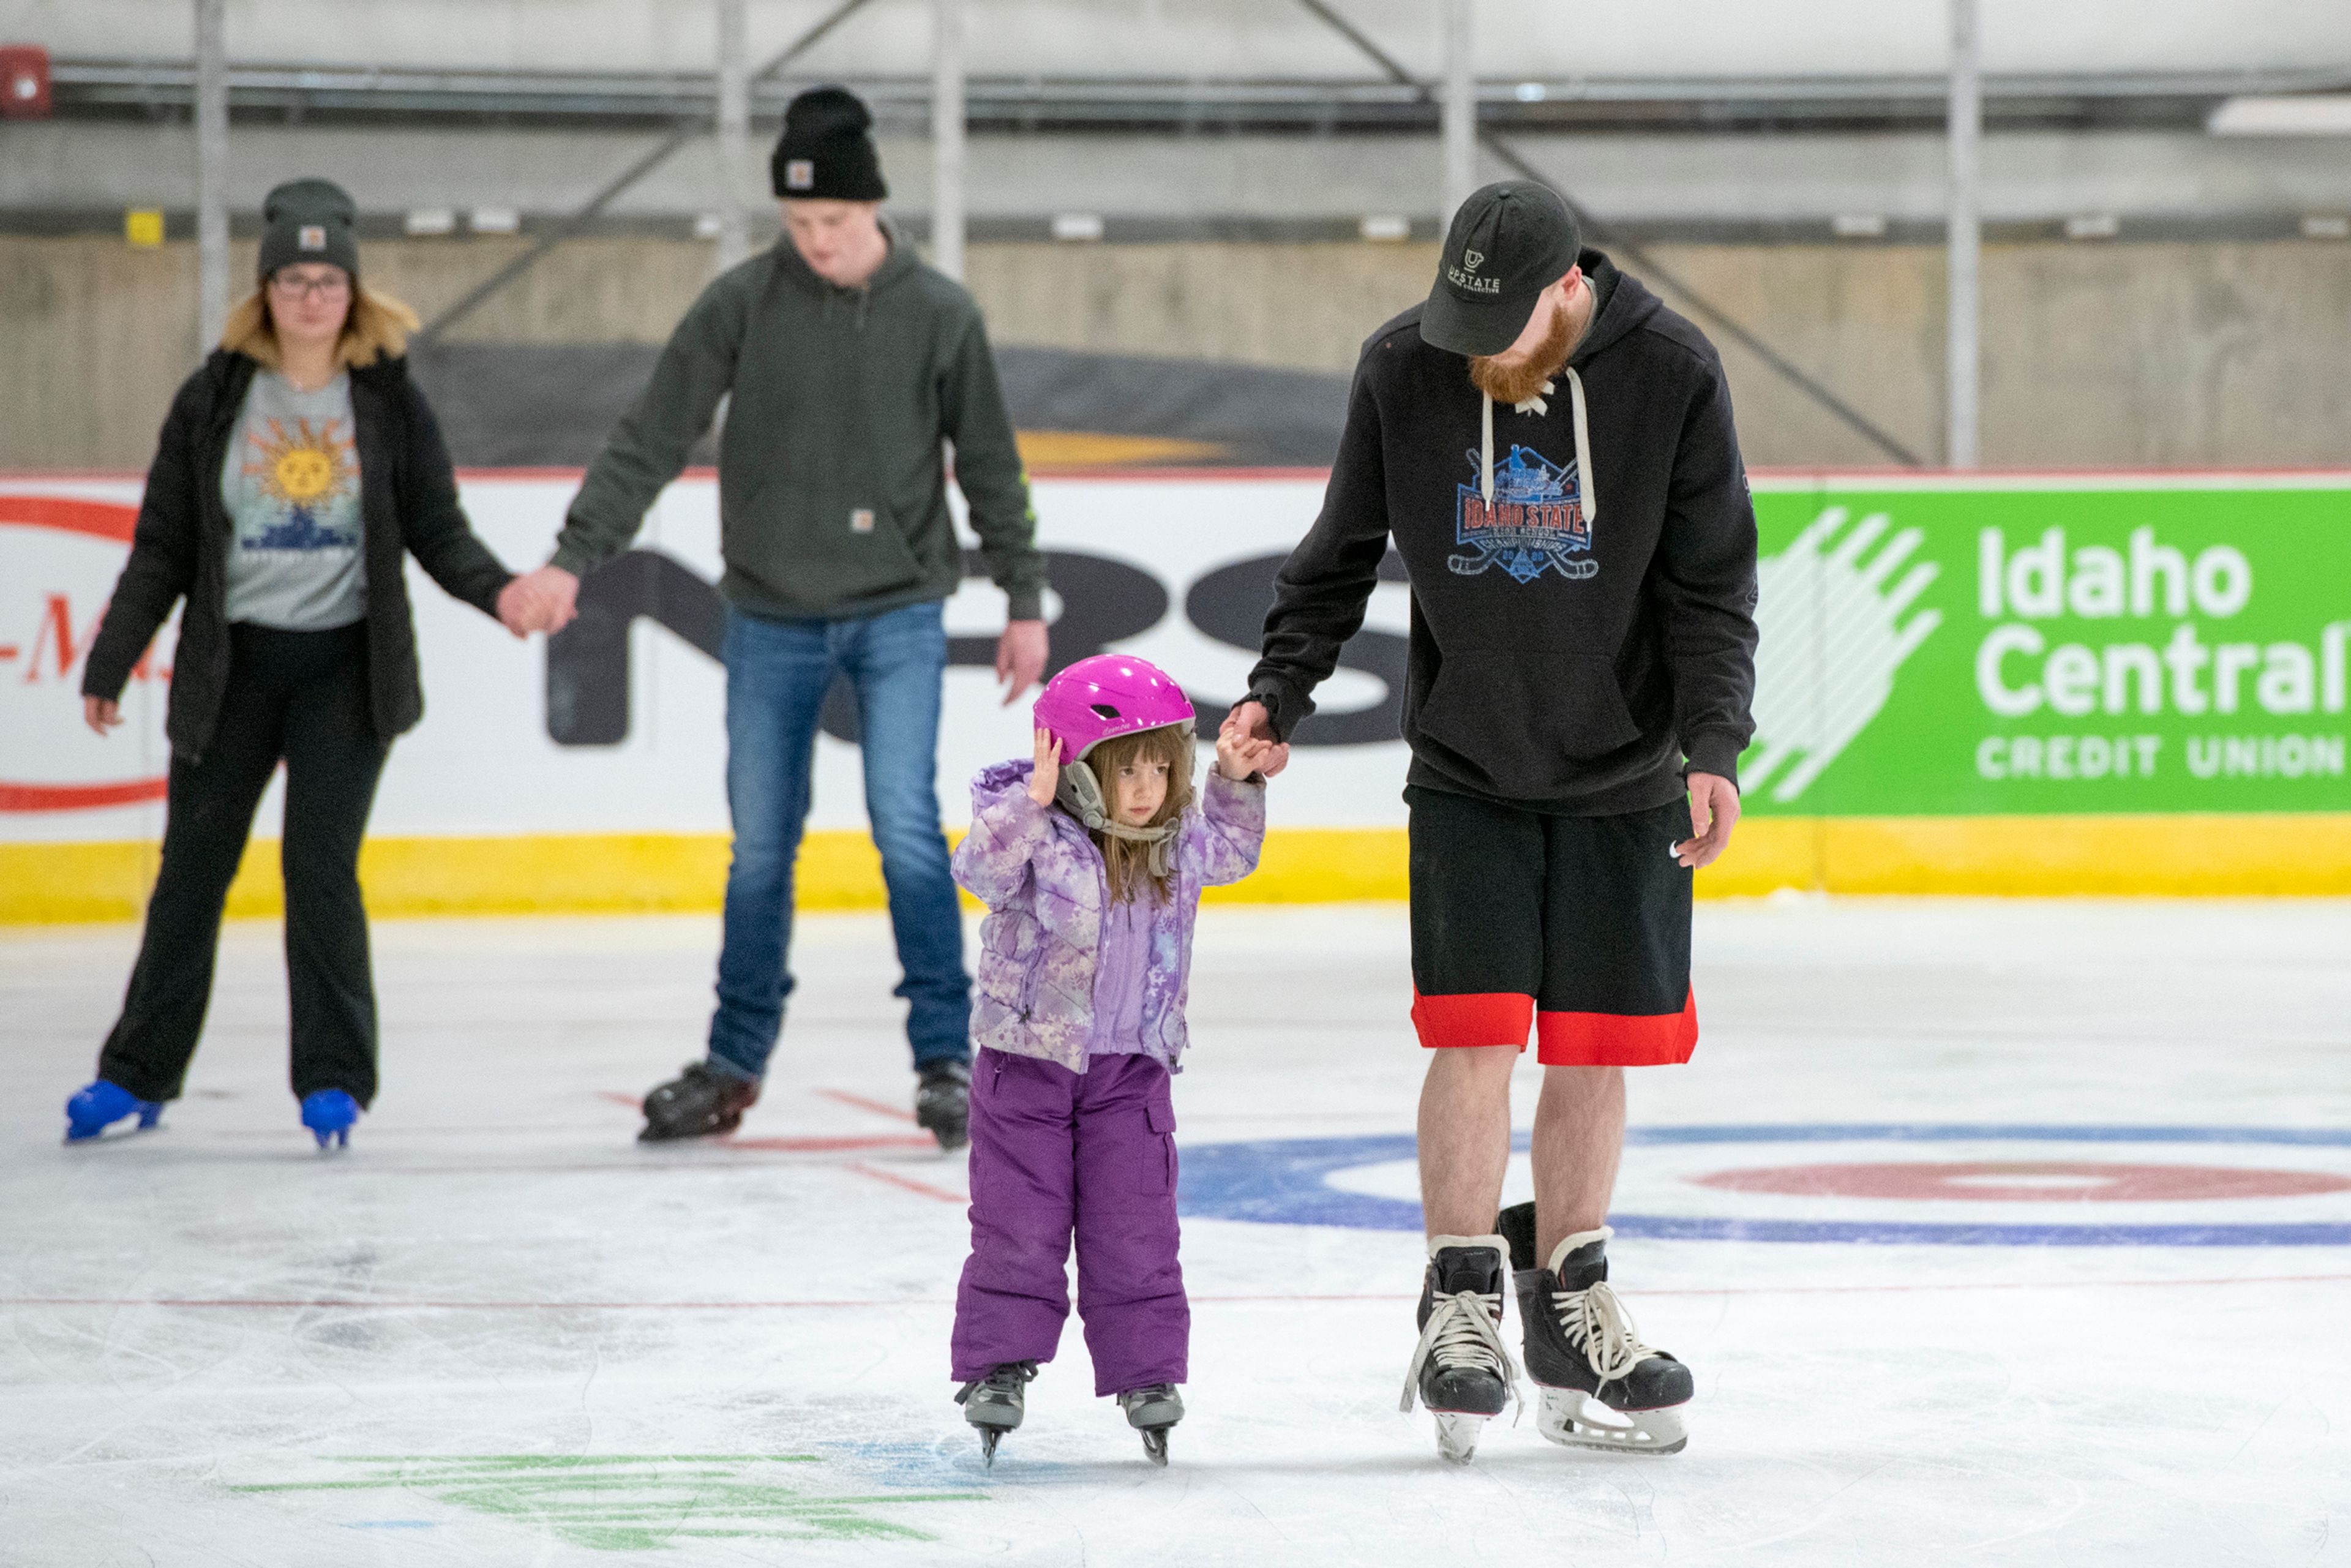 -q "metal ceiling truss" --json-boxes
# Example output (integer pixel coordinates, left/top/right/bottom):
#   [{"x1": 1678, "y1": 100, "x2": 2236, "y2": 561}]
[{"x1": 48, "y1": 56, "x2": 2347, "y2": 137}]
